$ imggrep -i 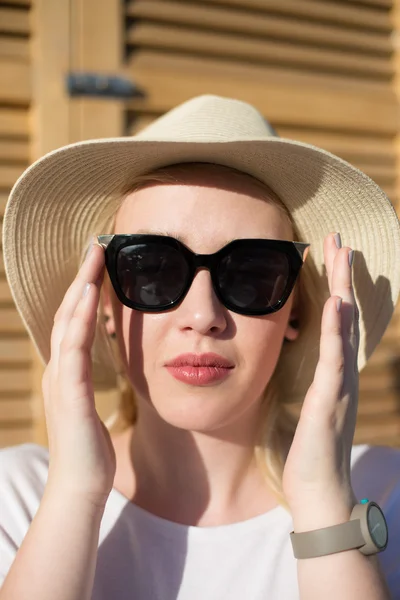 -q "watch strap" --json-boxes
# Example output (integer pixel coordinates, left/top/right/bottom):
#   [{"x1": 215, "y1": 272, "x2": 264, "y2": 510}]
[{"x1": 290, "y1": 516, "x2": 365, "y2": 559}]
